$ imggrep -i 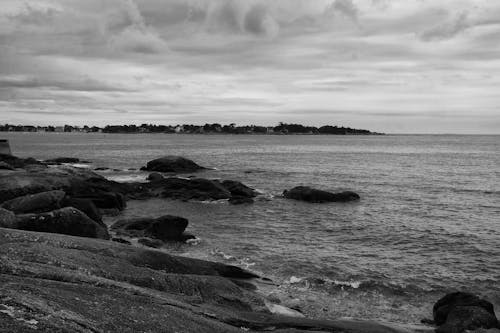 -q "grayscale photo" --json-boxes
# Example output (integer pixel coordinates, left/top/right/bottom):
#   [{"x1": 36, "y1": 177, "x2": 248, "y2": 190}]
[{"x1": 0, "y1": 0, "x2": 499, "y2": 332}]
